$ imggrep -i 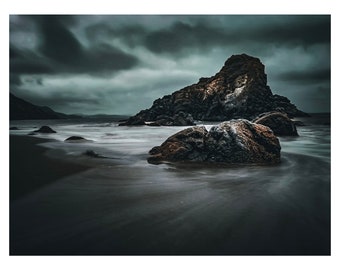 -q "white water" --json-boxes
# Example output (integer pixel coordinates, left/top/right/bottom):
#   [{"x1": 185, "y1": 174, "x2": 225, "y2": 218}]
[
  {"x1": 9, "y1": 117, "x2": 330, "y2": 162},
  {"x1": 10, "y1": 119, "x2": 218, "y2": 164}
]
